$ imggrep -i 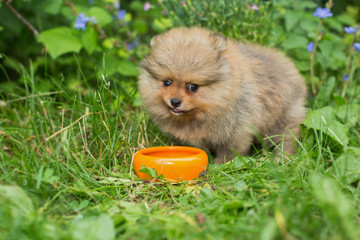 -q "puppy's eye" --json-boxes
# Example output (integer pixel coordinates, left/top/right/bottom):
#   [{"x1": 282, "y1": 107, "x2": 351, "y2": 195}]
[
  {"x1": 187, "y1": 84, "x2": 199, "y2": 93},
  {"x1": 163, "y1": 80, "x2": 171, "y2": 87}
]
